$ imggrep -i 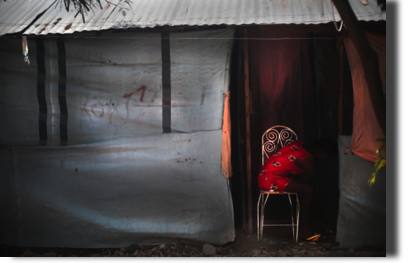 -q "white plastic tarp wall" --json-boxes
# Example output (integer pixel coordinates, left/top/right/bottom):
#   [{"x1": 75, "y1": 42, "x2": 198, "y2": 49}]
[
  {"x1": 336, "y1": 136, "x2": 386, "y2": 248},
  {"x1": 0, "y1": 28, "x2": 235, "y2": 247}
]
